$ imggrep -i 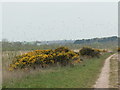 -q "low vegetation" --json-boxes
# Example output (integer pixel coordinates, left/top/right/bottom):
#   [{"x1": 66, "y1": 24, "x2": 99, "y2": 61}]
[
  {"x1": 3, "y1": 53, "x2": 111, "y2": 88},
  {"x1": 8, "y1": 47, "x2": 108, "y2": 71},
  {"x1": 79, "y1": 47, "x2": 100, "y2": 58},
  {"x1": 8, "y1": 47, "x2": 80, "y2": 71},
  {"x1": 2, "y1": 46, "x2": 112, "y2": 88}
]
